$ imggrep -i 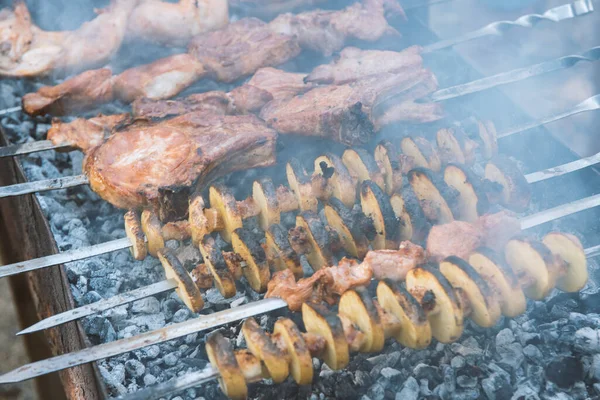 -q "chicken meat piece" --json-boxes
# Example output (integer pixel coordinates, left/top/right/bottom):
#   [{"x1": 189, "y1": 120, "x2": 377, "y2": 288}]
[
  {"x1": 189, "y1": 18, "x2": 301, "y2": 83},
  {"x1": 325, "y1": 257, "x2": 373, "y2": 296},
  {"x1": 426, "y1": 220, "x2": 484, "y2": 262},
  {"x1": 269, "y1": 0, "x2": 404, "y2": 56},
  {"x1": 260, "y1": 69, "x2": 437, "y2": 146},
  {"x1": 475, "y1": 211, "x2": 521, "y2": 251},
  {"x1": 46, "y1": 113, "x2": 132, "y2": 152},
  {"x1": 266, "y1": 269, "x2": 332, "y2": 311},
  {"x1": 84, "y1": 112, "x2": 277, "y2": 221},
  {"x1": 363, "y1": 241, "x2": 426, "y2": 282},
  {"x1": 0, "y1": 0, "x2": 136, "y2": 77},
  {"x1": 306, "y1": 46, "x2": 423, "y2": 85},
  {"x1": 126, "y1": 0, "x2": 229, "y2": 47}
]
